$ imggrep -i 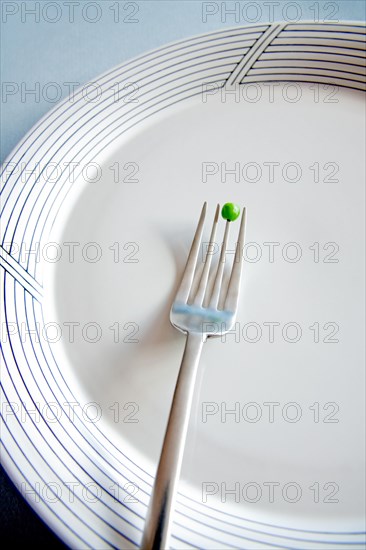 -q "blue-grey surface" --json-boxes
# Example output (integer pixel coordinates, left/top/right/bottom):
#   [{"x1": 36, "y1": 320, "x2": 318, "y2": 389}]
[
  {"x1": 1, "y1": 0, "x2": 365, "y2": 163},
  {"x1": 0, "y1": 1, "x2": 365, "y2": 548}
]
